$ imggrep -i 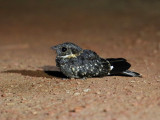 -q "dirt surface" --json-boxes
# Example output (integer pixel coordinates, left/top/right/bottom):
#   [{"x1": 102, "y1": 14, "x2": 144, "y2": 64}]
[{"x1": 0, "y1": 1, "x2": 160, "y2": 120}]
